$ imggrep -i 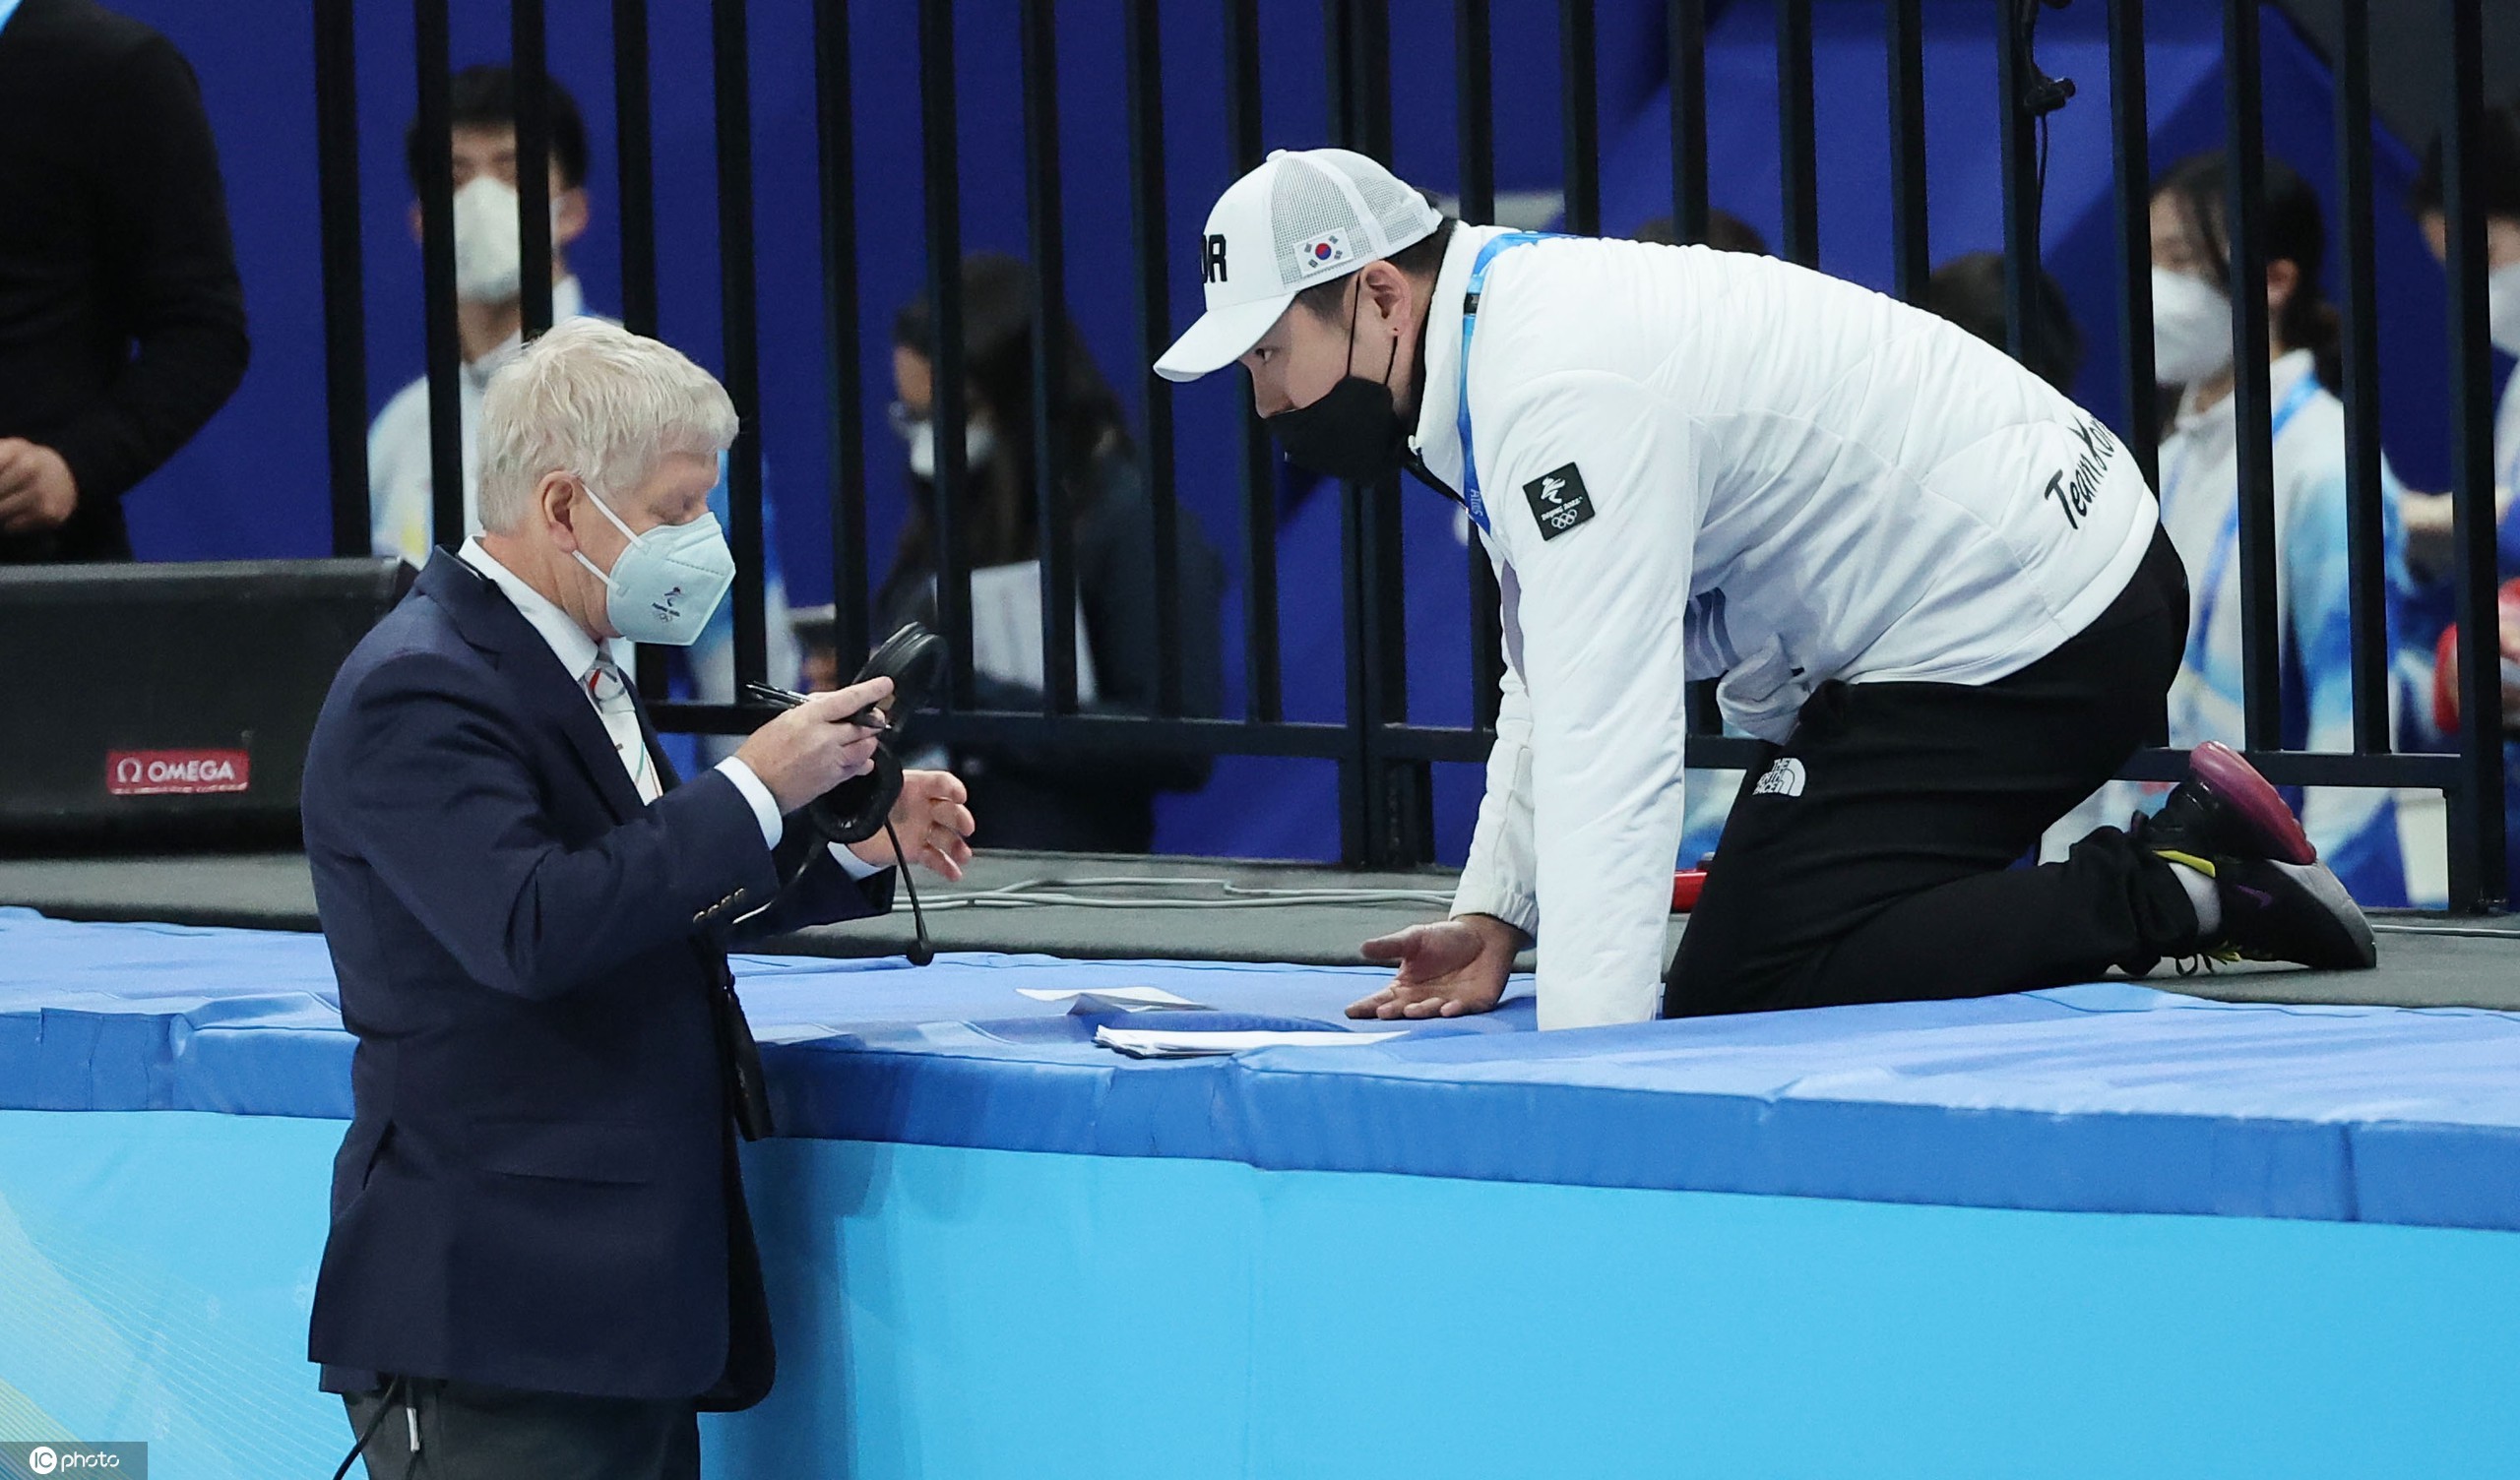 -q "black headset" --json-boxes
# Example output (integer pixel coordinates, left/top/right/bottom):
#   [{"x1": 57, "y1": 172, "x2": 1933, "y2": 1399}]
[{"x1": 746, "y1": 622, "x2": 947, "y2": 966}]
